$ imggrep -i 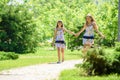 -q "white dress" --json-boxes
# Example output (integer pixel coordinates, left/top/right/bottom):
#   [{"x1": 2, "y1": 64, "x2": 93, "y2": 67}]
[
  {"x1": 55, "y1": 28, "x2": 65, "y2": 48},
  {"x1": 83, "y1": 23, "x2": 94, "y2": 45}
]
